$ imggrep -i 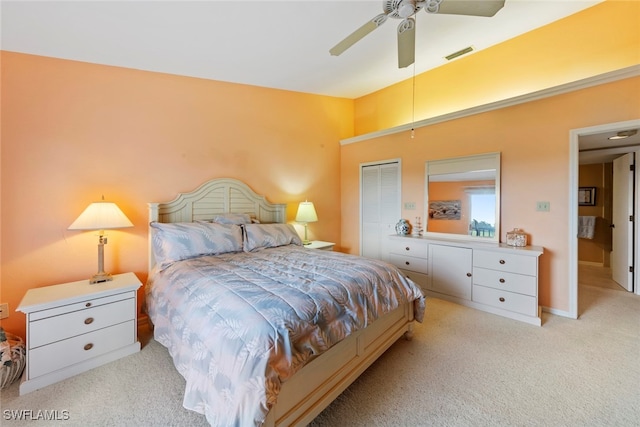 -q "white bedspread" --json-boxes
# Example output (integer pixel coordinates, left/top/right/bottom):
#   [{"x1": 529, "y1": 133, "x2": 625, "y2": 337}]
[{"x1": 145, "y1": 245, "x2": 425, "y2": 426}]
